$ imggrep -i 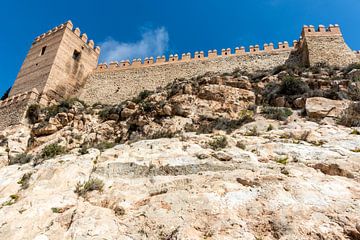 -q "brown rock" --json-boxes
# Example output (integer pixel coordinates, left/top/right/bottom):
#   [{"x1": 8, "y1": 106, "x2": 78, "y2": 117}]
[
  {"x1": 293, "y1": 98, "x2": 306, "y2": 109},
  {"x1": 32, "y1": 123, "x2": 58, "y2": 137},
  {"x1": 274, "y1": 97, "x2": 286, "y2": 107}
]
